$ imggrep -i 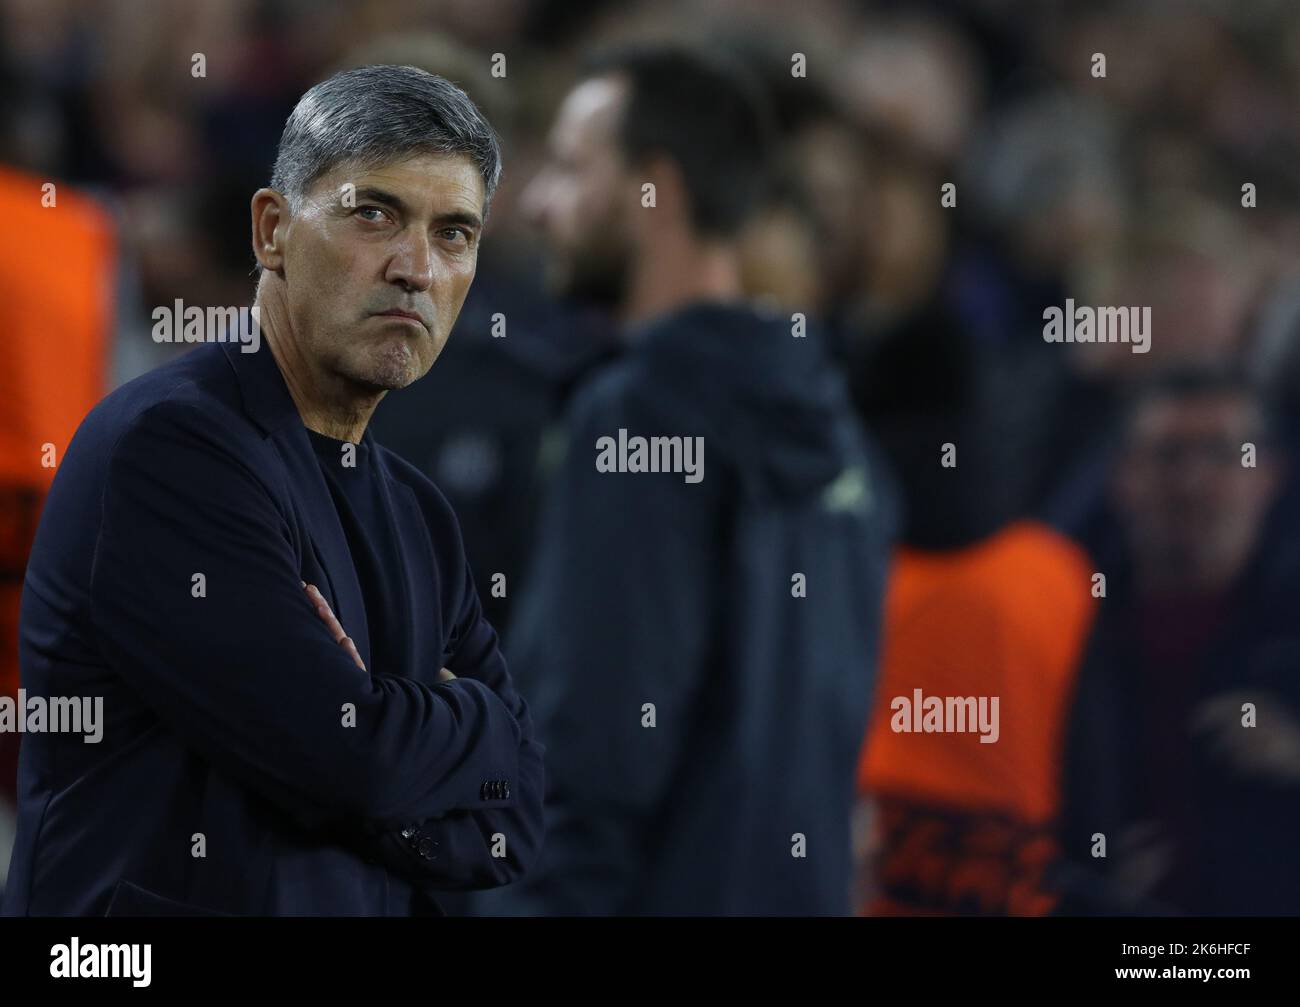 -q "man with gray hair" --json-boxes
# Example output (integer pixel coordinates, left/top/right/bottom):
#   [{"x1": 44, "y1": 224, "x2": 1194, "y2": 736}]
[{"x1": 2, "y1": 65, "x2": 543, "y2": 916}]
